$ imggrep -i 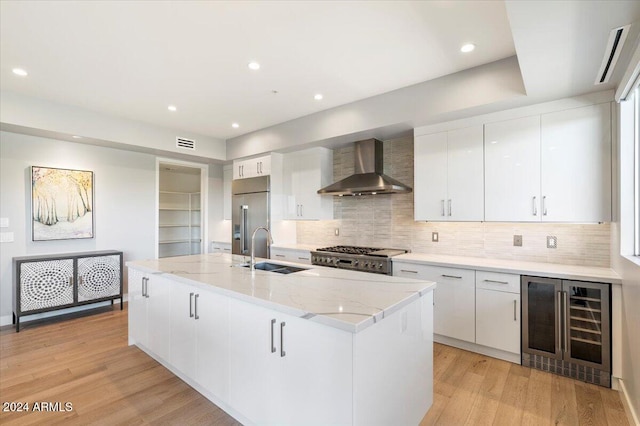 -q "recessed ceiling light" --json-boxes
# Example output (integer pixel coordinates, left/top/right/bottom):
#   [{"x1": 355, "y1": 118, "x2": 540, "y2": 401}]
[
  {"x1": 168, "y1": 105, "x2": 177, "y2": 112},
  {"x1": 460, "y1": 43, "x2": 476, "y2": 53},
  {"x1": 72, "y1": 135, "x2": 82, "y2": 139},
  {"x1": 314, "y1": 93, "x2": 323, "y2": 100},
  {"x1": 232, "y1": 123, "x2": 239, "y2": 129},
  {"x1": 12, "y1": 68, "x2": 28, "y2": 76},
  {"x1": 248, "y1": 61, "x2": 260, "y2": 70}
]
